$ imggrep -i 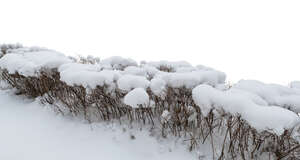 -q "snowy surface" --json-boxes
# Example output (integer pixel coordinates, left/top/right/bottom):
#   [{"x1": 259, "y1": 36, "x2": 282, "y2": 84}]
[
  {"x1": 150, "y1": 78, "x2": 167, "y2": 97},
  {"x1": 124, "y1": 88, "x2": 149, "y2": 108},
  {"x1": 290, "y1": 81, "x2": 300, "y2": 89},
  {"x1": 232, "y1": 80, "x2": 300, "y2": 112},
  {"x1": 117, "y1": 75, "x2": 150, "y2": 91},
  {"x1": 192, "y1": 84, "x2": 300, "y2": 135},
  {"x1": 0, "y1": 90, "x2": 196, "y2": 160},
  {"x1": 59, "y1": 63, "x2": 121, "y2": 88},
  {"x1": 100, "y1": 56, "x2": 138, "y2": 70},
  {"x1": 141, "y1": 65, "x2": 160, "y2": 78},
  {"x1": 123, "y1": 66, "x2": 147, "y2": 76},
  {"x1": 0, "y1": 50, "x2": 71, "y2": 76},
  {"x1": 154, "y1": 70, "x2": 226, "y2": 89}
]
